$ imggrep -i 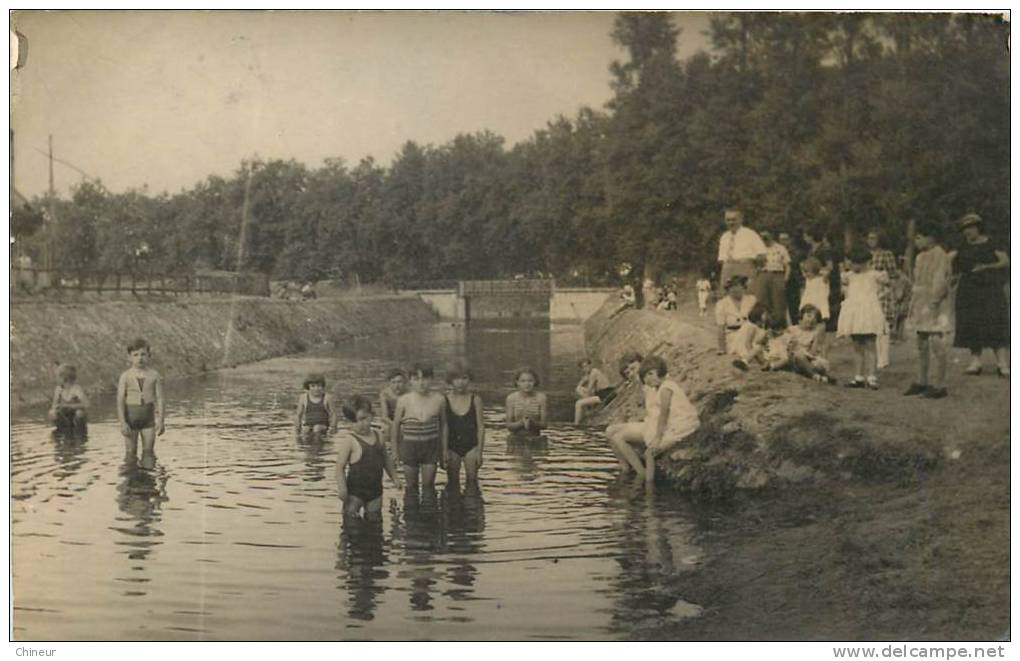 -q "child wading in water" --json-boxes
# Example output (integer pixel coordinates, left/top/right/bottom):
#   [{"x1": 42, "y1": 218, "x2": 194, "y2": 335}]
[
  {"x1": 335, "y1": 395, "x2": 401, "y2": 521},
  {"x1": 573, "y1": 358, "x2": 616, "y2": 425},
  {"x1": 505, "y1": 367, "x2": 548, "y2": 437},
  {"x1": 378, "y1": 368, "x2": 407, "y2": 432},
  {"x1": 444, "y1": 361, "x2": 485, "y2": 494},
  {"x1": 295, "y1": 373, "x2": 335, "y2": 438},
  {"x1": 116, "y1": 338, "x2": 166, "y2": 466},
  {"x1": 606, "y1": 356, "x2": 699, "y2": 484},
  {"x1": 391, "y1": 363, "x2": 447, "y2": 502},
  {"x1": 48, "y1": 363, "x2": 89, "y2": 436},
  {"x1": 837, "y1": 246, "x2": 888, "y2": 389},
  {"x1": 904, "y1": 222, "x2": 953, "y2": 399}
]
